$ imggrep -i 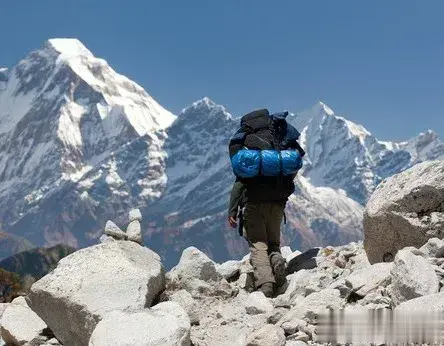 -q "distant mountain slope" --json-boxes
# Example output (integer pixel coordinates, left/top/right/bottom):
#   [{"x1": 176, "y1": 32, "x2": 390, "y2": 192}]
[
  {"x1": 0, "y1": 231, "x2": 34, "y2": 260},
  {"x1": 0, "y1": 244, "x2": 76, "y2": 279},
  {"x1": 1, "y1": 39, "x2": 442, "y2": 268}
]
